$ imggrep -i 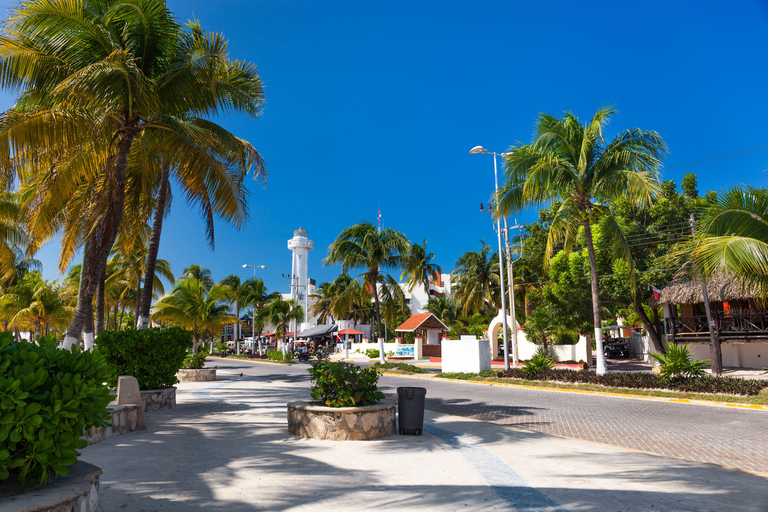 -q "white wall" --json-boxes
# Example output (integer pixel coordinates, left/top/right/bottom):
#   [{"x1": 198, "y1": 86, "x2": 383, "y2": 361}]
[
  {"x1": 442, "y1": 339, "x2": 491, "y2": 373},
  {"x1": 685, "y1": 342, "x2": 768, "y2": 370}
]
